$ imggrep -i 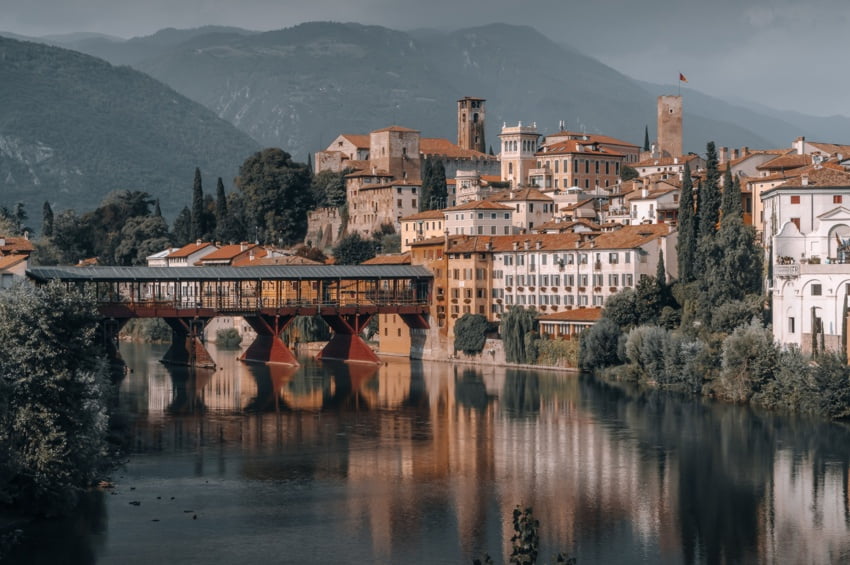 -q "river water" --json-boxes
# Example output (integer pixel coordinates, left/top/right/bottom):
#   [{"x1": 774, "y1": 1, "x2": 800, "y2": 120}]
[{"x1": 7, "y1": 343, "x2": 850, "y2": 564}]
